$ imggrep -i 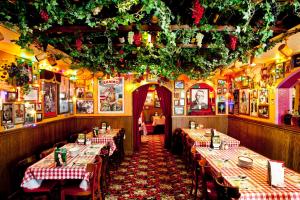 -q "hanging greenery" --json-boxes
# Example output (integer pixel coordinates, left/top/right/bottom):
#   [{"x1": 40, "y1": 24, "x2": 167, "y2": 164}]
[{"x1": 0, "y1": 0, "x2": 299, "y2": 80}]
